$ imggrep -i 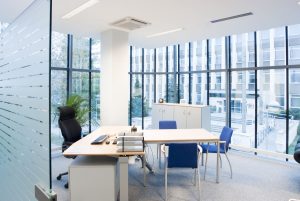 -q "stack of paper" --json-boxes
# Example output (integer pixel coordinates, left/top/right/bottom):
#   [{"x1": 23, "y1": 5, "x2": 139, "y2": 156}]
[{"x1": 117, "y1": 132, "x2": 144, "y2": 152}]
